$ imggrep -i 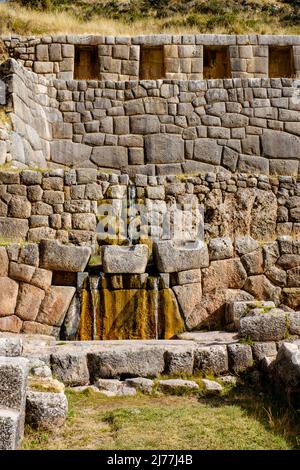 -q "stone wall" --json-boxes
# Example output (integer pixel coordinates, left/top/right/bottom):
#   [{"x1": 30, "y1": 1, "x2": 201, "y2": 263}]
[
  {"x1": 2, "y1": 34, "x2": 300, "y2": 81},
  {"x1": 0, "y1": 168, "x2": 300, "y2": 336},
  {"x1": 1, "y1": 59, "x2": 300, "y2": 176}
]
